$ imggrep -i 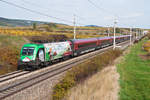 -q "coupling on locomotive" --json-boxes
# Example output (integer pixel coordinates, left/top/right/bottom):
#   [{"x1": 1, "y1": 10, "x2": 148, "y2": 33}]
[{"x1": 18, "y1": 35, "x2": 130, "y2": 70}]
